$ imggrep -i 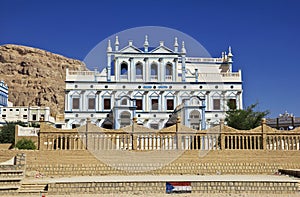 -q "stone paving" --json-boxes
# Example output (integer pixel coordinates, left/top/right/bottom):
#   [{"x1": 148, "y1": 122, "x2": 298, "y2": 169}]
[{"x1": 25, "y1": 174, "x2": 300, "y2": 184}]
